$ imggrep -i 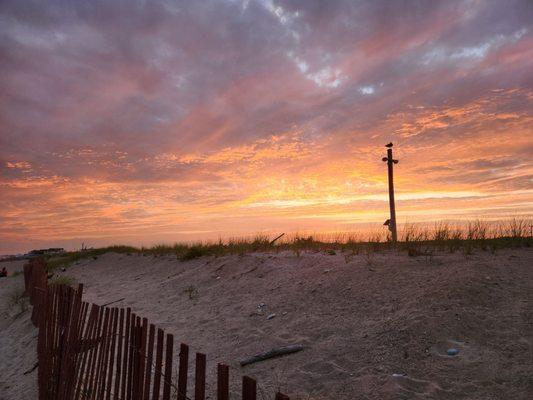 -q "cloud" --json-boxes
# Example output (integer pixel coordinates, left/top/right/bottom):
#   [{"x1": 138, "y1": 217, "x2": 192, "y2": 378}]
[
  {"x1": 421, "y1": 28, "x2": 529, "y2": 64},
  {"x1": 0, "y1": 0, "x2": 532, "y2": 252},
  {"x1": 359, "y1": 85, "x2": 375, "y2": 95},
  {"x1": 5, "y1": 161, "x2": 32, "y2": 170}
]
